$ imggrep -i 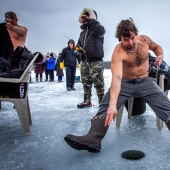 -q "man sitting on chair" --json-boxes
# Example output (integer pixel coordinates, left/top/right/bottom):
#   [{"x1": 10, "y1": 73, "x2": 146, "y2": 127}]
[
  {"x1": 0, "y1": 11, "x2": 34, "y2": 78},
  {"x1": 0, "y1": 11, "x2": 34, "y2": 108}
]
